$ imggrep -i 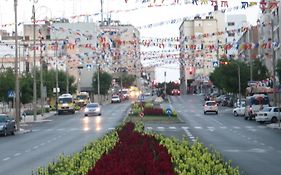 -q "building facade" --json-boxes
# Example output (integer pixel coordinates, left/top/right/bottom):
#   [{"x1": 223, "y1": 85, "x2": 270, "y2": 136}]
[{"x1": 179, "y1": 7, "x2": 225, "y2": 94}]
